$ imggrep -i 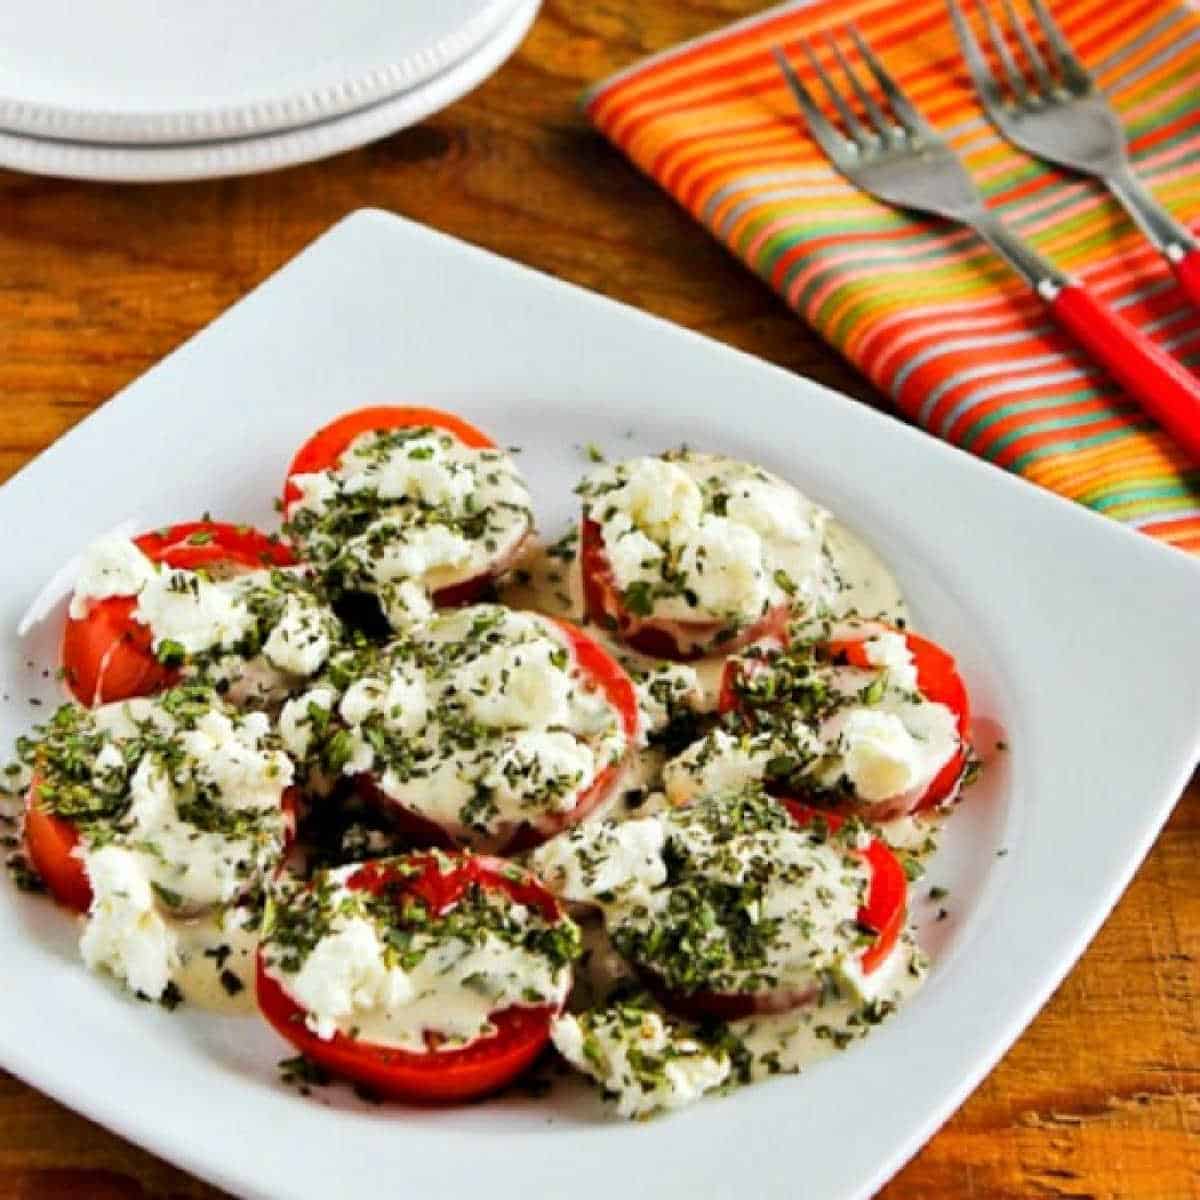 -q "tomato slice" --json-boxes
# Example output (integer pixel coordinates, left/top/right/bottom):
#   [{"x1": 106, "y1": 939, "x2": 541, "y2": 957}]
[
  {"x1": 61, "y1": 521, "x2": 294, "y2": 707},
  {"x1": 825, "y1": 627, "x2": 971, "y2": 813},
  {"x1": 256, "y1": 853, "x2": 568, "y2": 1103},
  {"x1": 281, "y1": 406, "x2": 525, "y2": 611},
  {"x1": 657, "y1": 801, "x2": 908, "y2": 1021},
  {"x1": 25, "y1": 774, "x2": 301, "y2": 915},
  {"x1": 282, "y1": 406, "x2": 496, "y2": 511},
  {"x1": 579, "y1": 517, "x2": 789, "y2": 661},
  {"x1": 361, "y1": 616, "x2": 641, "y2": 854},
  {"x1": 24, "y1": 774, "x2": 91, "y2": 913},
  {"x1": 718, "y1": 624, "x2": 971, "y2": 815}
]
